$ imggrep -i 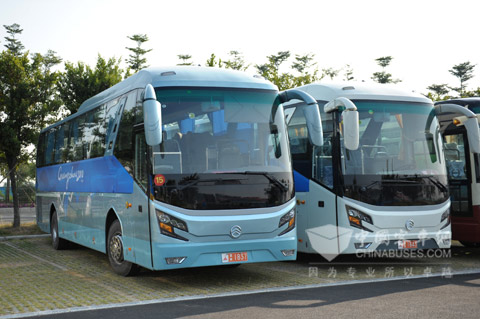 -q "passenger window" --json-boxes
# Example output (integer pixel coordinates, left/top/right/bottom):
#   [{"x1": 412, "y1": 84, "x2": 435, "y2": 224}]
[
  {"x1": 134, "y1": 132, "x2": 148, "y2": 190},
  {"x1": 37, "y1": 132, "x2": 46, "y2": 167},
  {"x1": 60, "y1": 122, "x2": 70, "y2": 163},
  {"x1": 45, "y1": 129, "x2": 56, "y2": 165},
  {"x1": 286, "y1": 104, "x2": 333, "y2": 189},
  {"x1": 54, "y1": 124, "x2": 66, "y2": 164},
  {"x1": 84, "y1": 105, "x2": 106, "y2": 159},
  {"x1": 114, "y1": 92, "x2": 138, "y2": 175},
  {"x1": 69, "y1": 115, "x2": 86, "y2": 161}
]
